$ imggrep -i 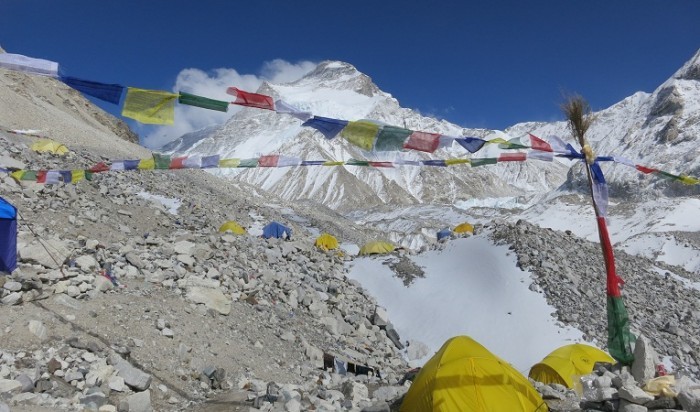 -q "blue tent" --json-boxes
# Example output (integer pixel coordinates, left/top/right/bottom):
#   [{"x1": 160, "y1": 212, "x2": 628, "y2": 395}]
[
  {"x1": 262, "y1": 221, "x2": 292, "y2": 240},
  {"x1": 437, "y1": 228, "x2": 453, "y2": 241},
  {"x1": 0, "y1": 197, "x2": 17, "y2": 274}
]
